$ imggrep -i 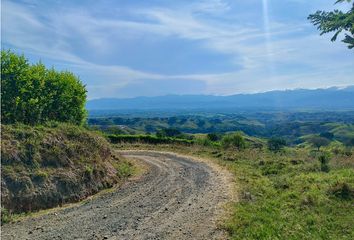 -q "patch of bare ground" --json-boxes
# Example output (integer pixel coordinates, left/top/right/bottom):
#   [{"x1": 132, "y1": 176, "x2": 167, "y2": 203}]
[{"x1": 2, "y1": 151, "x2": 234, "y2": 240}]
